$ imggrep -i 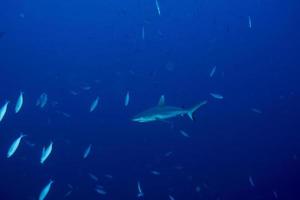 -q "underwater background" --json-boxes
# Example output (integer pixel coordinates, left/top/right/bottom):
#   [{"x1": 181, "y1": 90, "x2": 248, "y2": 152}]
[{"x1": 0, "y1": 0, "x2": 300, "y2": 199}]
